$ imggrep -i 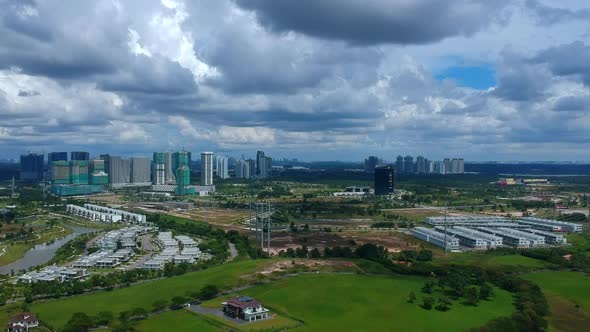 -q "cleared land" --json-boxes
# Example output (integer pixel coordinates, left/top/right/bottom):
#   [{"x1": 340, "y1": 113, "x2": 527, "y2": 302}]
[
  {"x1": 201, "y1": 273, "x2": 514, "y2": 332},
  {"x1": 522, "y1": 271, "x2": 590, "y2": 332}
]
